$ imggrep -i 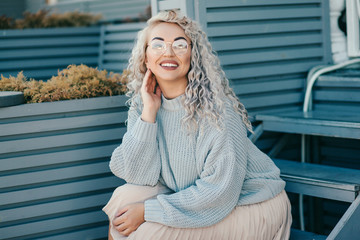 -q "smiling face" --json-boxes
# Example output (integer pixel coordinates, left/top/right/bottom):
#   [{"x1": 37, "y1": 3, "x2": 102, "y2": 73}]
[{"x1": 145, "y1": 22, "x2": 191, "y2": 91}]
